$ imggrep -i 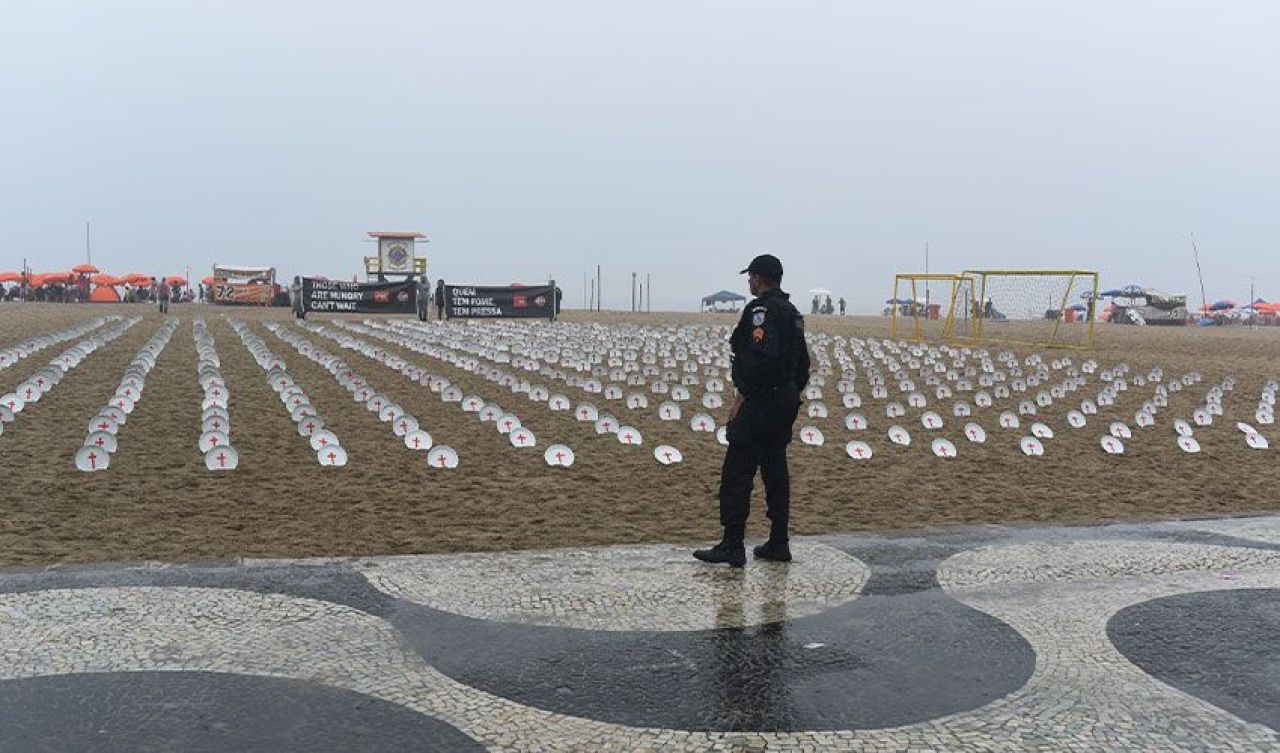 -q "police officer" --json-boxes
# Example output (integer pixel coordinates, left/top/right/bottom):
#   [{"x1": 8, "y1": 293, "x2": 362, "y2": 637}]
[{"x1": 695, "y1": 254, "x2": 810, "y2": 567}]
